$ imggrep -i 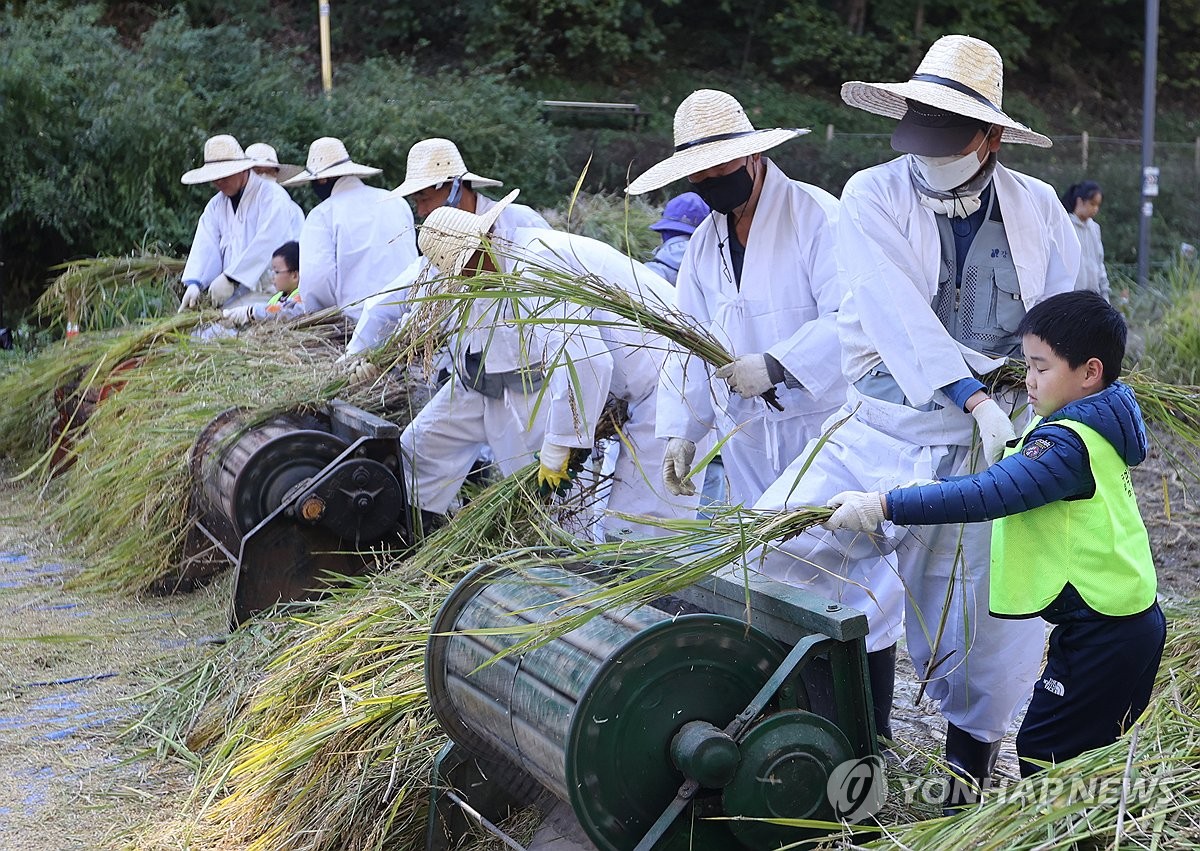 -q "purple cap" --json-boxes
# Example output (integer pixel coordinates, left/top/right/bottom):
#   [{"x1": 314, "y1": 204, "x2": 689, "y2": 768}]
[{"x1": 649, "y1": 192, "x2": 711, "y2": 236}]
